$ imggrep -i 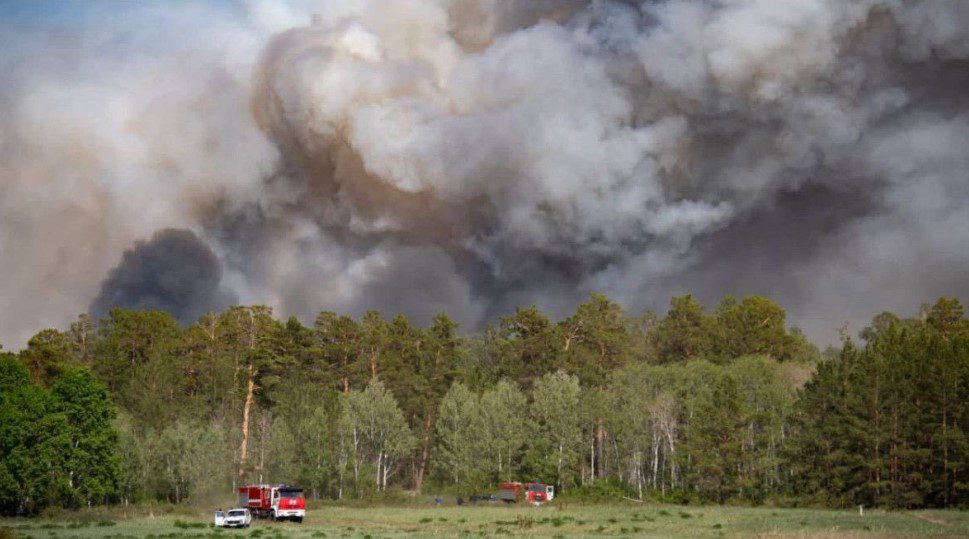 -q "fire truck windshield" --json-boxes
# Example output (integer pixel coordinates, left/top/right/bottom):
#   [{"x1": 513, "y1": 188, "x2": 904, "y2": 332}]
[{"x1": 280, "y1": 488, "x2": 303, "y2": 498}]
